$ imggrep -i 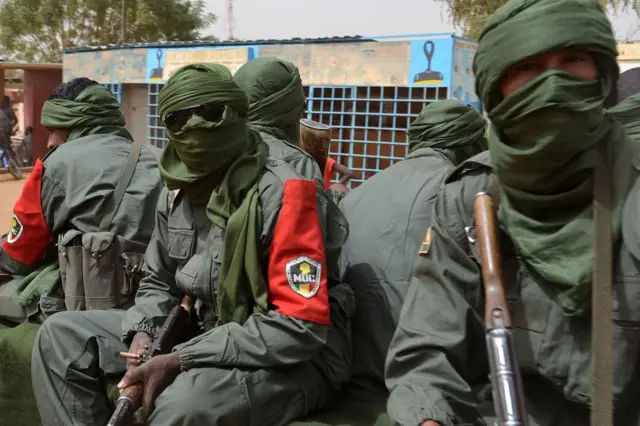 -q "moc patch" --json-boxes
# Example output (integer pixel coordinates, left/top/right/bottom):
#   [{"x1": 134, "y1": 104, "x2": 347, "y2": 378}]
[
  {"x1": 418, "y1": 227, "x2": 432, "y2": 256},
  {"x1": 6, "y1": 214, "x2": 23, "y2": 244},
  {"x1": 286, "y1": 256, "x2": 322, "y2": 298}
]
